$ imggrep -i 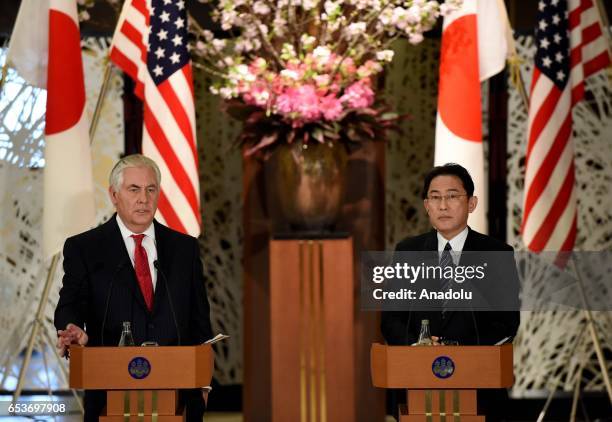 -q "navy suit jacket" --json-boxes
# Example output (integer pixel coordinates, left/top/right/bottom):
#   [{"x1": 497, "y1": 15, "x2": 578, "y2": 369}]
[
  {"x1": 381, "y1": 228, "x2": 520, "y2": 346},
  {"x1": 55, "y1": 215, "x2": 212, "y2": 347}
]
